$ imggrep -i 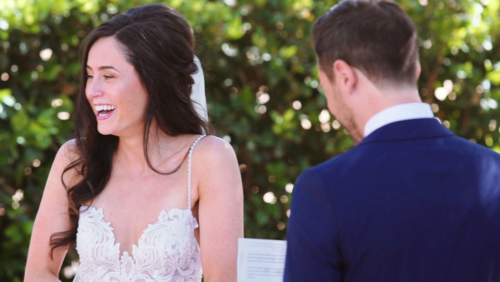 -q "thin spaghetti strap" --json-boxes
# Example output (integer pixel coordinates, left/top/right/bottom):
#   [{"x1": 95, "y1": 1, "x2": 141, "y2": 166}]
[{"x1": 187, "y1": 135, "x2": 206, "y2": 209}]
